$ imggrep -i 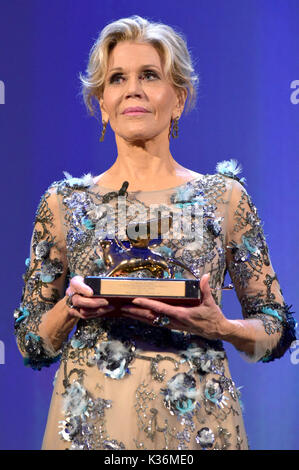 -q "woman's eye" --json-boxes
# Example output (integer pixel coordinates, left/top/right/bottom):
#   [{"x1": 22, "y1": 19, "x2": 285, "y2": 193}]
[
  {"x1": 142, "y1": 71, "x2": 158, "y2": 80},
  {"x1": 109, "y1": 70, "x2": 158, "y2": 84},
  {"x1": 109, "y1": 74, "x2": 123, "y2": 84}
]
